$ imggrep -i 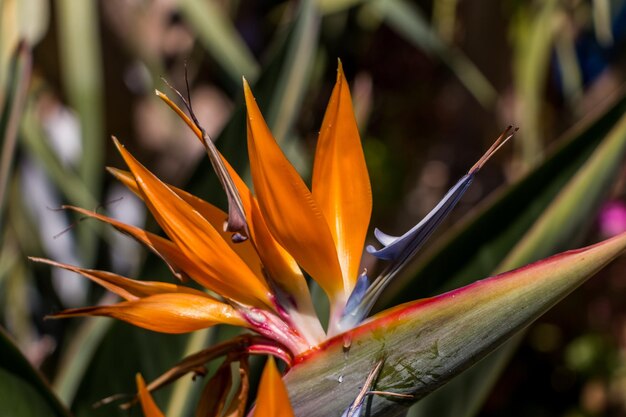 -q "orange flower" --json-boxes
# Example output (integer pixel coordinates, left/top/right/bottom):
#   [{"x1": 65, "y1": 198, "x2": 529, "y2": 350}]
[
  {"x1": 37, "y1": 62, "x2": 511, "y2": 415},
  {"x1": 36, "y1": 62, "x2": 380, "y2": 353}
]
